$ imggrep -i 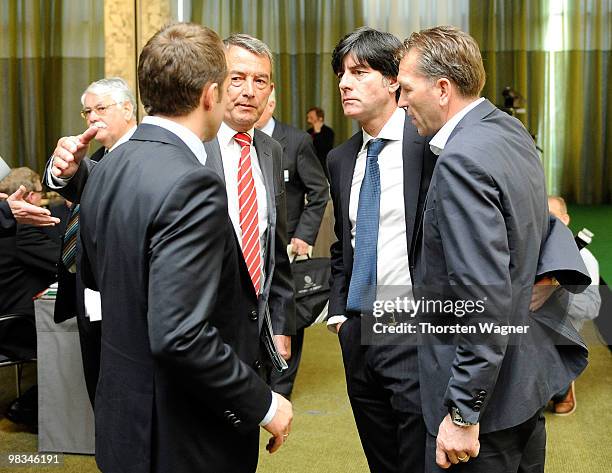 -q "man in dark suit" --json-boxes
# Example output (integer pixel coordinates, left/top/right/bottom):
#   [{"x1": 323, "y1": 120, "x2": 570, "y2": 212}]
[
  {"x1": 306, "y1": 106, "x2": 335, "y2": 177},
  {"x1": 203, "y1": 34, "x2": 296, "y2": 368},
  {"x1": 0, "y1": 167, "x2": 61, "y2": 428},
  {"x1": 326, "y1": 27, "x2": 435, "y2": 473},
  {"x1": 398, "y1": 26, "x2": 589, "y2": 472},
  {"x1": 43, "y1": 77, "x2": 137, "y2": 407},
  {"x1": 255, "y1": 88, "x2": 329, "y2": 398},
  {"x1": 57, "y1": 23, "x2": 292, "y2": 473}
]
